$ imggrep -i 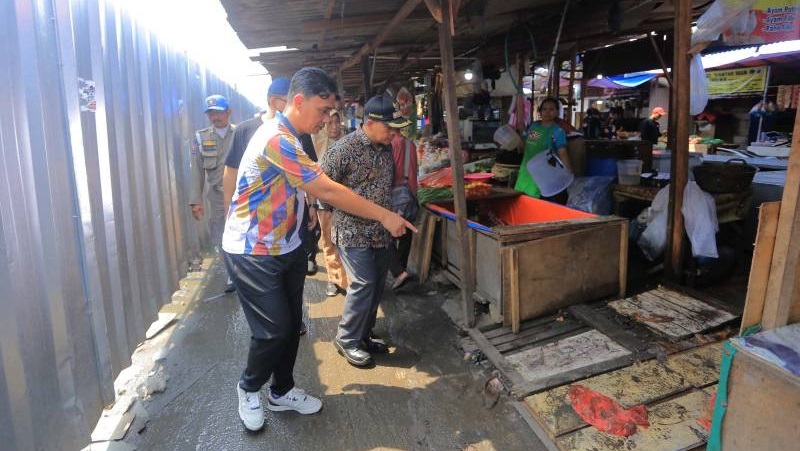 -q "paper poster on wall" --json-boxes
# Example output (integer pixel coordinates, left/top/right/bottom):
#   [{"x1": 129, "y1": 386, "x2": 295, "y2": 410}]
[
  {"x1": 706, "y1": 66, "x2": 768, "y2": 97},
  {"x1": 723, "y1": 0, "x2": 800, "y2": 45},
  {"x1": 78, "y1": 77, "x2": 96, "y2": 112}
]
